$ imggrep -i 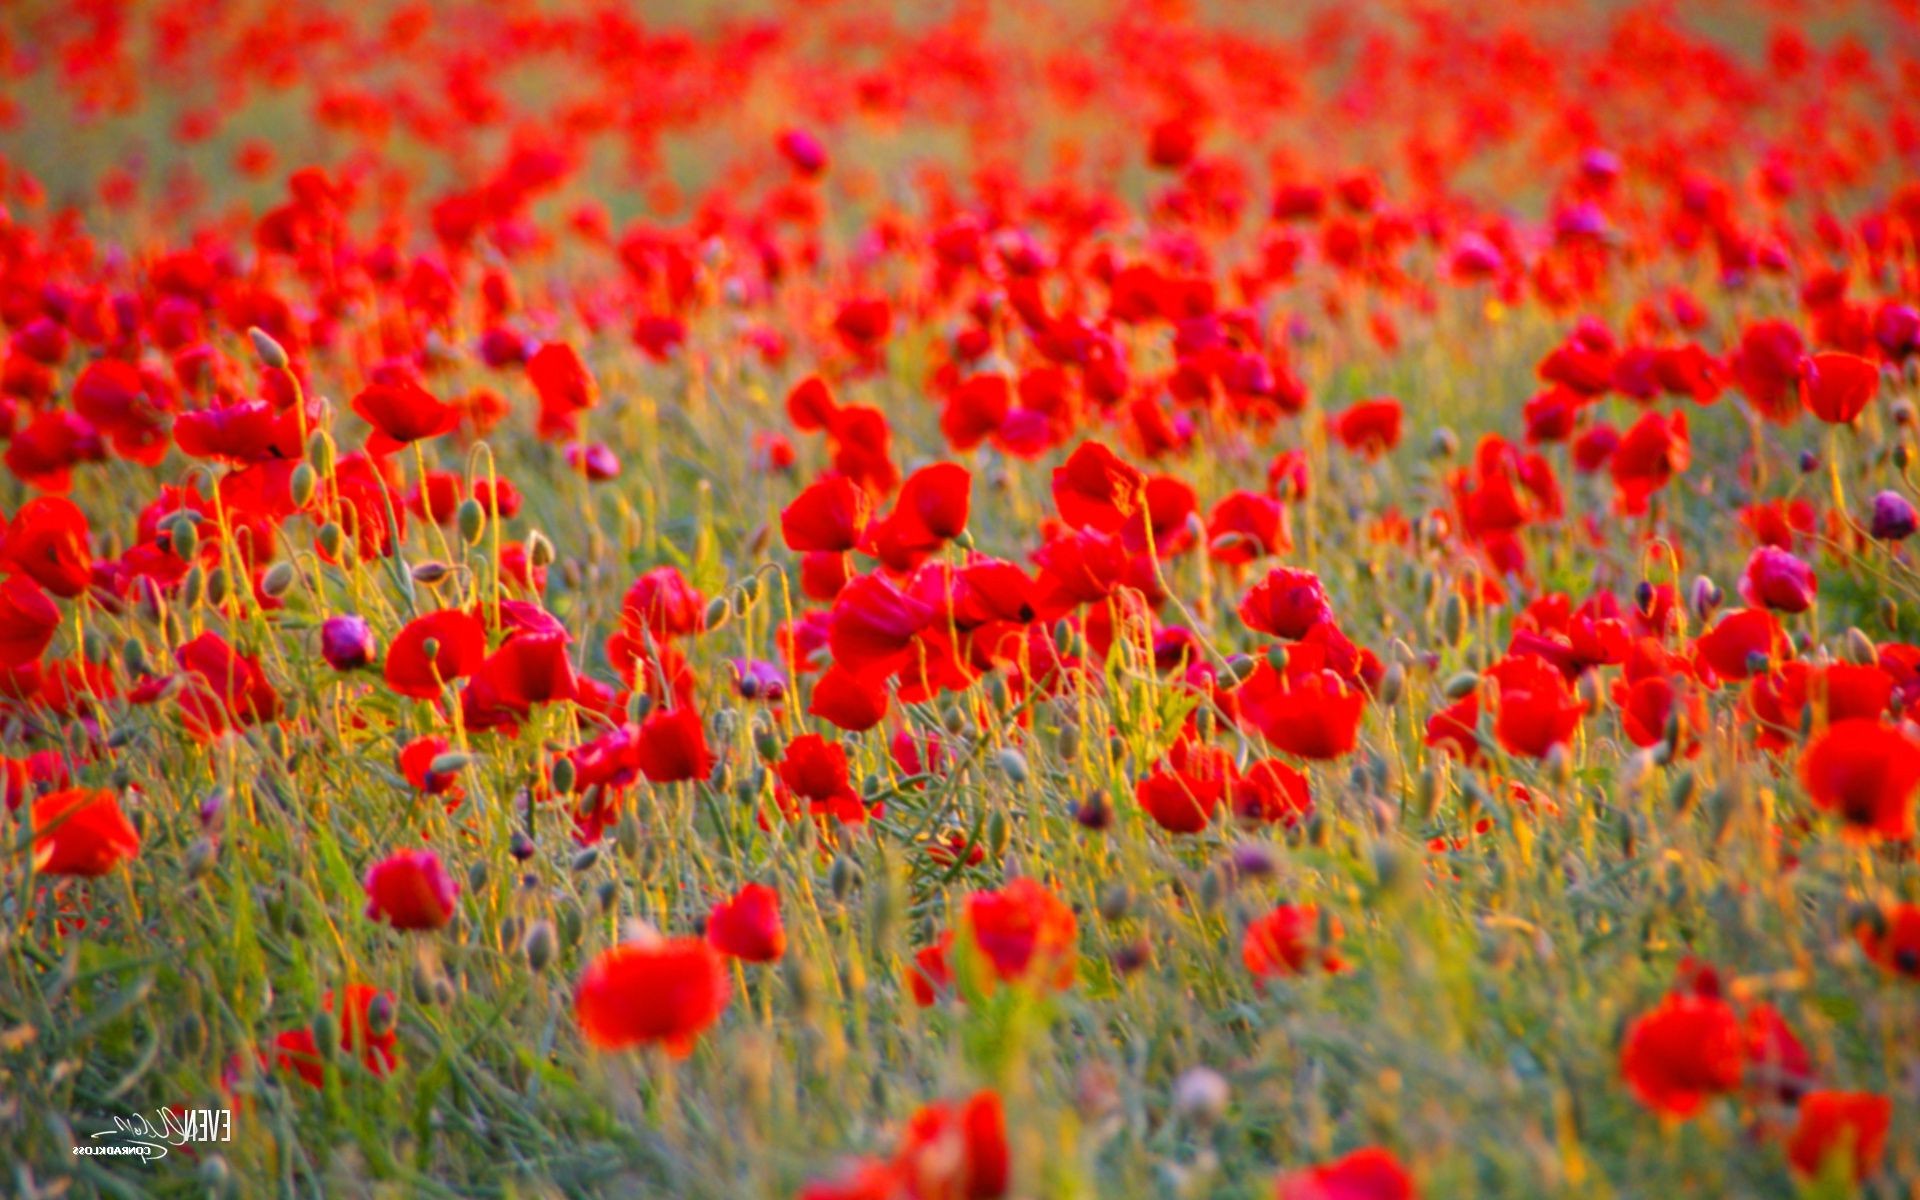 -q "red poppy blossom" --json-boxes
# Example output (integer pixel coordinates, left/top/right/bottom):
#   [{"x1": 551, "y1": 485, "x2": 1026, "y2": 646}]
[
  {"x1": 632, "y1": 705, "x2": 717, "y2": 784},
  {"x1": 782, "y1": 476, "x2": 872, "y2": 553},
  {"x1": 707, "y1": 883, "x2": 785, "y2": 963},
  {"x1": 1243, "y1": 903, "x2": 1344, "y2": 981},
  {"x1": 575, "y1": 935, "x2": 729, "y2": 1055},
  {"x1": 1798, "y1": 719, "x2": 1920, "y2": 841},
  {"x1": 895, "y1": 1090, "x2": 1010, "y2": 1200},
  {"x1": 351, "y1": 379, "x2": 460, "y2": 454},
  {"x1": 1274, "y1": 1147, "x2": 1416, "y2": 1200},
  {"x1": 962, "y1": 878, "x2": 1077, "y2": 992},
  {"x1": 31, "y1": 788, "x2": 140, "y2": 876},
  {"x1": 0, "y1": 576, "x2": 59, "y2": 667},
  {"x1": 384, "y1": 608, "x2": 487, "y2": 699},
  {"x1": 363, "y1": 848, "x2": 459, "y2": 931},
  {"x1": 1052, "y1": 441, "x2": 1146, "y2": 533},
  {"x1": 1618, "y1": 992, "x2": 1744, "y2": 1118},
  {"x1": 1784, "y1": 1091, "x2": 1891, "y2": 1183},
  {"x1": 1799, "y1": 351, "x2": 1879, "y2": 424},
  {"x1": 1330, "y1": 399, "x2": 1404, "y2": 459},
  {"x1": 1239, "y1": 567, "x2": 1333, "y2": 640}
]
